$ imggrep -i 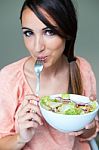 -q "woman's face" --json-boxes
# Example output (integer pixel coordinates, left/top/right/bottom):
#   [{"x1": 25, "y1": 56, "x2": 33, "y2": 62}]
[{"x1": 21, "y1": 8, "x2": 66, "y2": 67}]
